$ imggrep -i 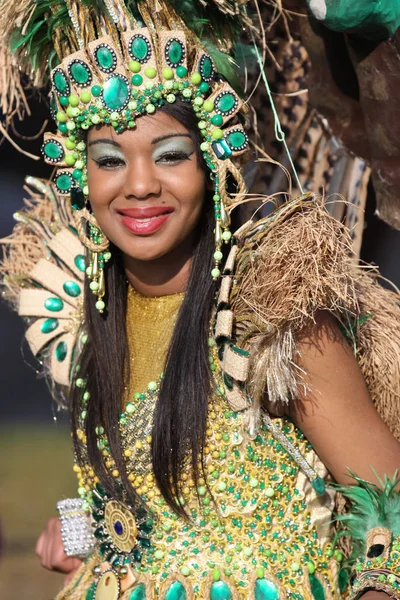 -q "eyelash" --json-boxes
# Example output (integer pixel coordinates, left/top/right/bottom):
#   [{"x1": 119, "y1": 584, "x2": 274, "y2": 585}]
[{"x1": 93, "y1": 151, "x2": 192, "y2": 169}]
